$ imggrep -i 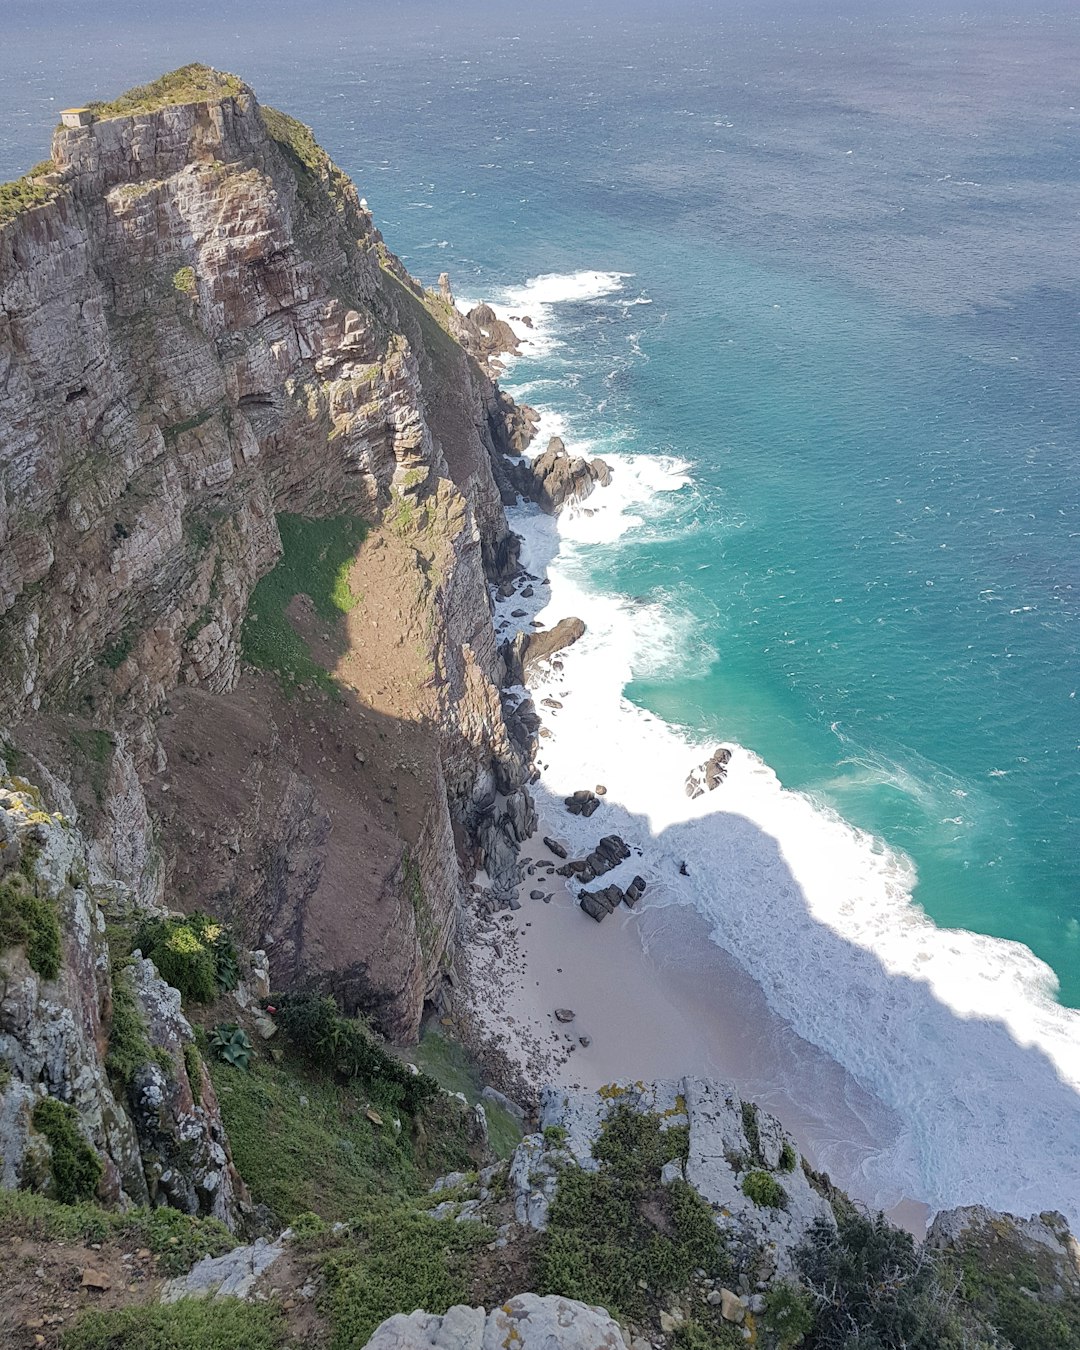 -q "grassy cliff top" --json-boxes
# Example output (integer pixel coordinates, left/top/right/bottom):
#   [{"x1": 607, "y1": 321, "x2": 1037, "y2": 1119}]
[
  {"x1": 83, "y1": 63, "x2": 246, "y2": 120},
  {"x1": 0, "y1": 160, "x2": 58, "y2": 227}
]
